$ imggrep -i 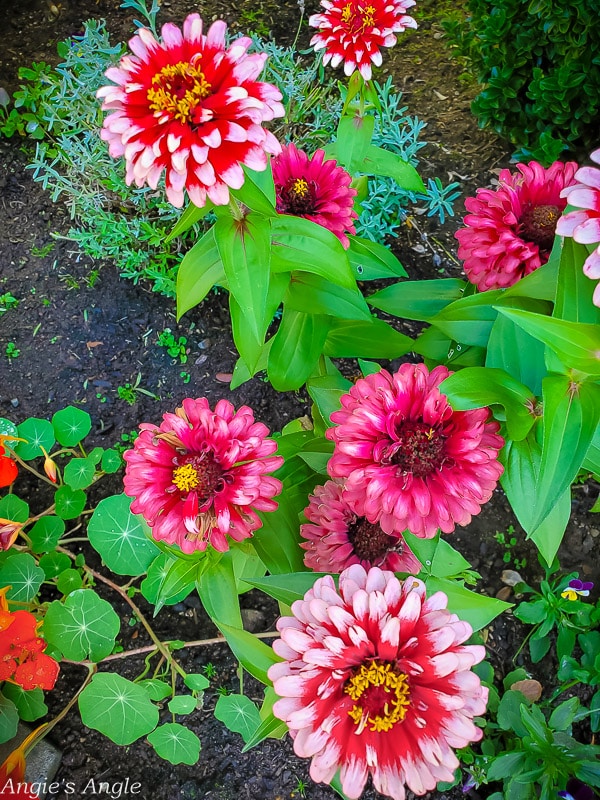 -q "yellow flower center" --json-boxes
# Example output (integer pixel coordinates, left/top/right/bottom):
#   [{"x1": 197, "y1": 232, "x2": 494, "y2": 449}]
[
  {"x1": 345, "y1": 660, "x2": 410, "y2": 733},
  {"x1": 290, "y1": 178, "x2": 310, "y2": 198},
  {"x1": 362, "y1": 4, "x2": 376, "y2": 26},
  {"x1": 172, "y1": 463, "x2": 200, "y2": 492},
  {"x1": 147, "y1": 60, "x2": 211, "y2": 124},
  {"x1": 561, "y1": 589, "x2": 579, "y2": 601},
  {"x1": 341, "y1": 3, "x2": 353, "y2": 22},
  {"x1": 340, "y1": 3, "x2": 376, "y2": 29}
]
